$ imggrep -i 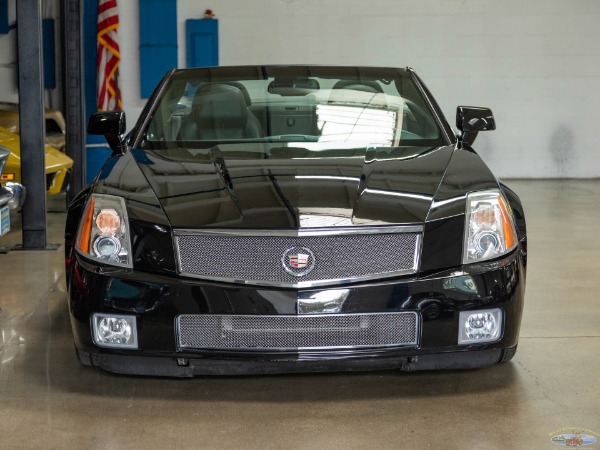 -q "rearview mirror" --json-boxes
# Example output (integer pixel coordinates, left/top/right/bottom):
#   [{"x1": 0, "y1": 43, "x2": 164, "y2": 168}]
[
  {"x1": 87, "y1": 110, "x2": 126, "y2": 154},
  {"x1": 268, "y1": 77, "x2": 320, "y2": 96},
  {"x1": 456, "y1": 106, "x2": 495, "y2": 146}
]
